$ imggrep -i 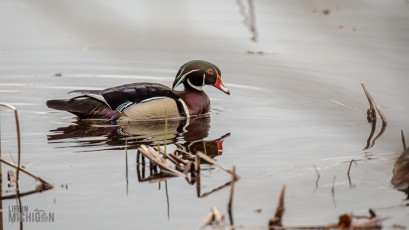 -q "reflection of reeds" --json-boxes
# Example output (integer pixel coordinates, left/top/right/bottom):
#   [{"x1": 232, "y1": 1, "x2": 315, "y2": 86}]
[
  {"x1": 347, "y1": 159, "x2": 357, "y2": 188},
  {"x1": 236, "y1": 0, "x2": 258, "y2": 42},
  {"x1": 137, "y1": 145, "x2": 239, "y2": 180}
]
